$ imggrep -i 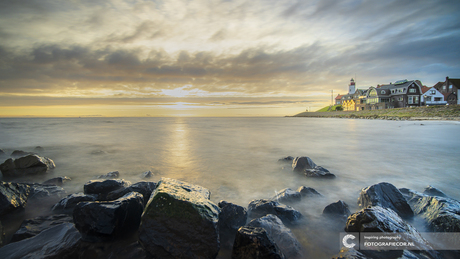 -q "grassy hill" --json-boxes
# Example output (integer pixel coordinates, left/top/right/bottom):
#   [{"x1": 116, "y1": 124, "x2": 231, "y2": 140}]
[
  {"x1": 292, "y1": 105, "x2": 460, "y2": 120},
  {"x1": 316, "y1": 105, "x2": 343, "y2": 112}
]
